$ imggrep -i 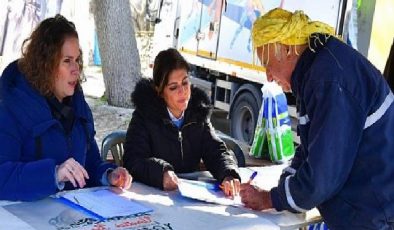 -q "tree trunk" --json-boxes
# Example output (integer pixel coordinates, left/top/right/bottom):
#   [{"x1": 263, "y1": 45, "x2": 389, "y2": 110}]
[{"x1": 93, "y1": 0, "x2": 141, "y2": 108}]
